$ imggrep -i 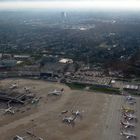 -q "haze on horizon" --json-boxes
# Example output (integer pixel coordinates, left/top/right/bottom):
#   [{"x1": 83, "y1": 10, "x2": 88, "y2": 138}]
[{"x1": 0, "y1": 0, "x2": 140, "y2": 11}]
